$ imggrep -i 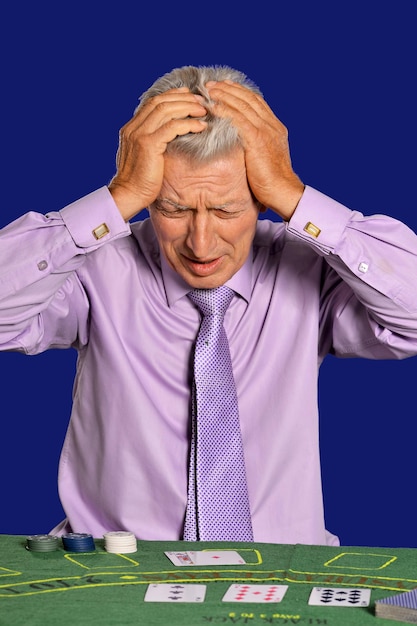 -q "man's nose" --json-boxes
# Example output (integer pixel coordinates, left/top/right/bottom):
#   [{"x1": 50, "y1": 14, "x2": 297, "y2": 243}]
[{"x1": 185, "y1": 213, "x2": 217, "y2": 258}]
